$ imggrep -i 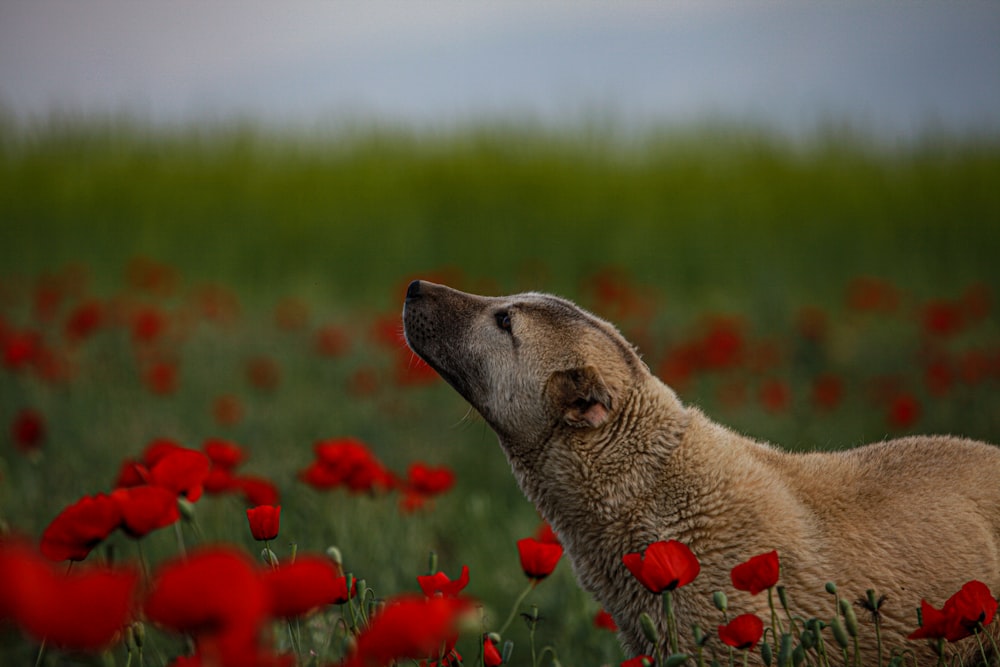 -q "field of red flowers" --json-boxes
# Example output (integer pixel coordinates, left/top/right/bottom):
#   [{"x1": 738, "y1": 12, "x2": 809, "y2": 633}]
[
  {"x1": 1, "y1": 123, "x2": 999, "y2": 666},
  {"x1": 2, "y1": 254, "x2": 999, "y2": 666}
]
